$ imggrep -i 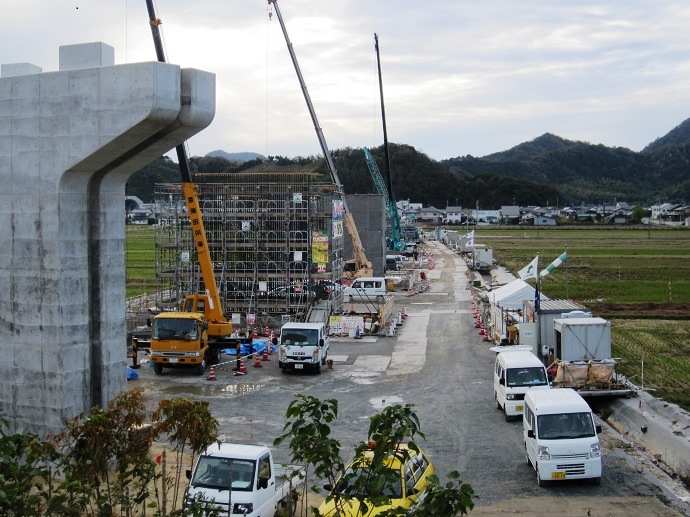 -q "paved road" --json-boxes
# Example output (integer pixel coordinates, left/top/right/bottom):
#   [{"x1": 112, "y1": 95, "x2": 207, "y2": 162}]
[{"x1": 134, "y1": 241, "x2": 690, "y2": 514}]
